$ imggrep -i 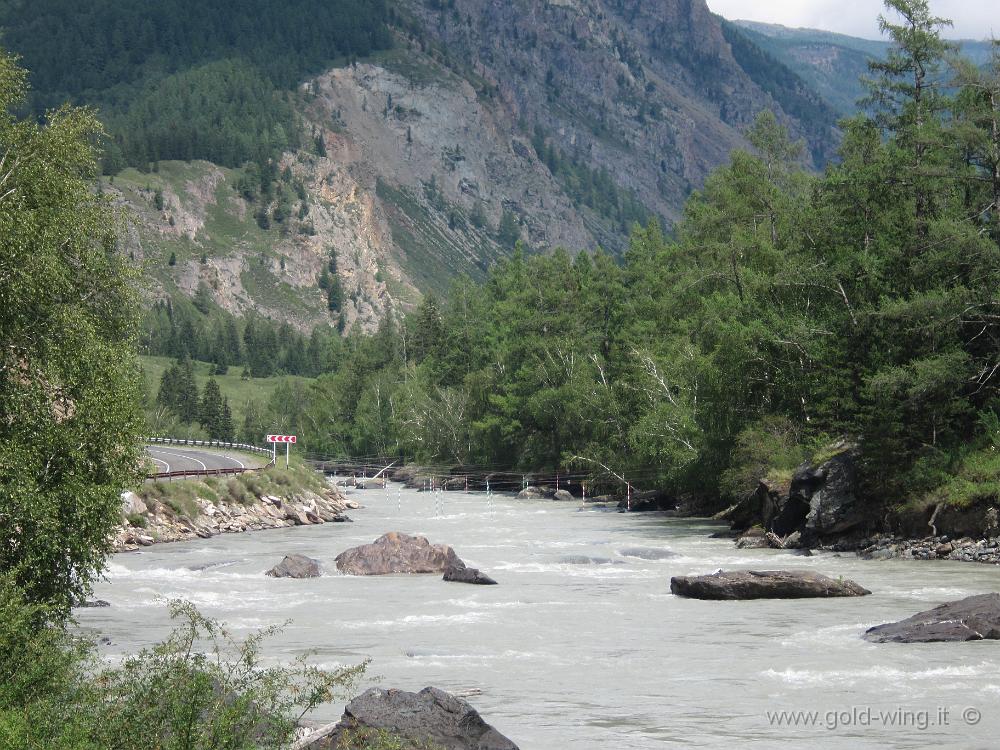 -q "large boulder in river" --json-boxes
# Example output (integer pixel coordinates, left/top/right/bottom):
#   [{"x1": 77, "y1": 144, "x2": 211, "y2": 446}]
[
  {"x1": 516, "y1": 486, "x2": 545, "y2": 500},
  {"x1": 443, "y1": 562, "x2": 497, "y2": 585},
  {"x1": 335, "y1": 532, "x2": 461, "y2": 575},
  {"x1": 326, "y1": 687, "x2": 519, "y2": 750},
  {"x1": 552, "y1": 489, "x2": 575, "y2": 502},
  {"x1": 670, "y1": 570, "x2": 871, "y2": 600},
  {"x1": 864, "y1": 593, "x2": 1000, "y2": 643},
  {"x1": 266, "y1": 554, "x2": 321, "y2": 578}
]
